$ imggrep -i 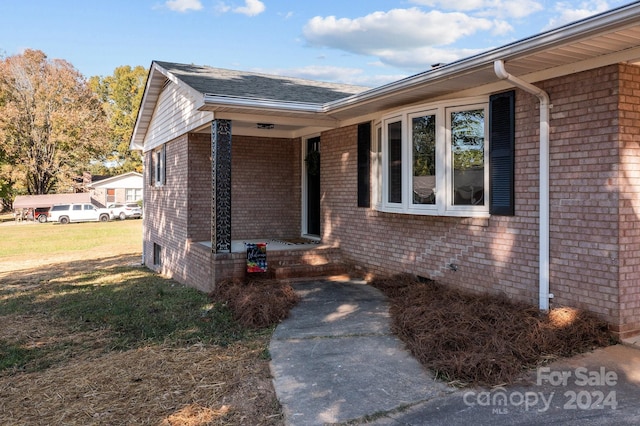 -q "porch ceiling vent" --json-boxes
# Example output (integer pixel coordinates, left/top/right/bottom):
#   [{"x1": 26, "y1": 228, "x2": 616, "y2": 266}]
[{"x1": 257, "y1": 123, "x2": 275, "y2": 129}]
